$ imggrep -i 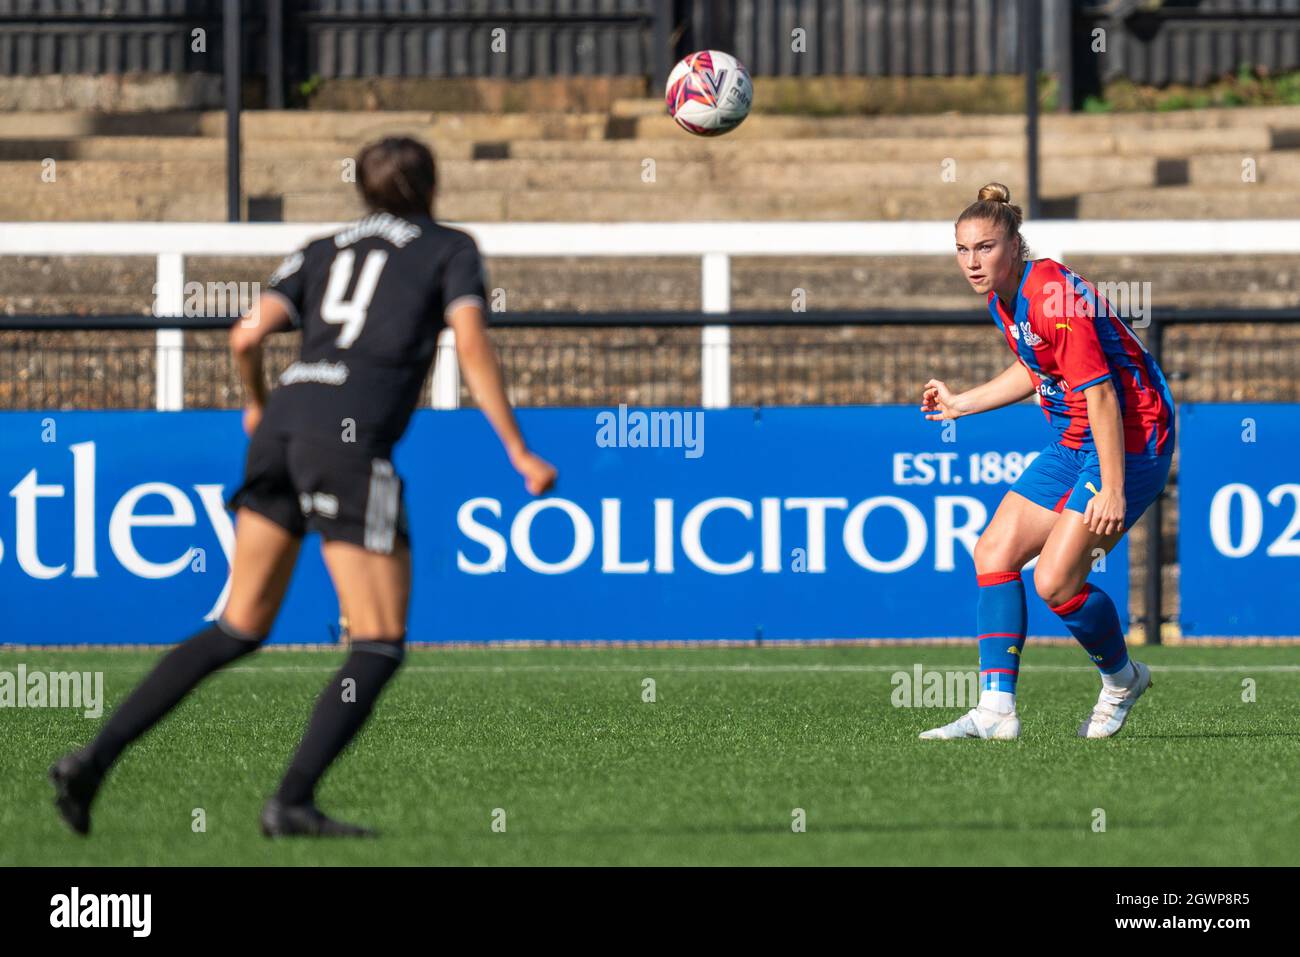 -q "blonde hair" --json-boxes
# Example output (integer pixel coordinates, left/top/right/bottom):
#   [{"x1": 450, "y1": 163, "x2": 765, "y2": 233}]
[{"x1": 956, "y1": 182, "x2": 1031, "y2": 261}]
